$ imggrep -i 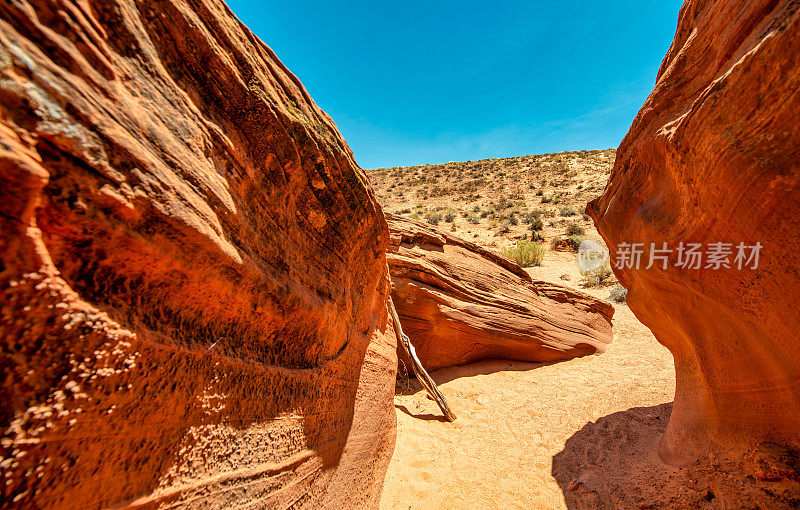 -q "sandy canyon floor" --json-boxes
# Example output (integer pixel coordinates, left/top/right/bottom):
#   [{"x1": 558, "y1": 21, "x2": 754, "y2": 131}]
[
  {"x1": 369, "y1": 153, "x2": 675, "y2": 508},
  {"x1": 368, "y1": 153, "x2": 800, "y2": 509},
  {"x1": 380, "y1": 250, "x2": 677, "y2": 509}
]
